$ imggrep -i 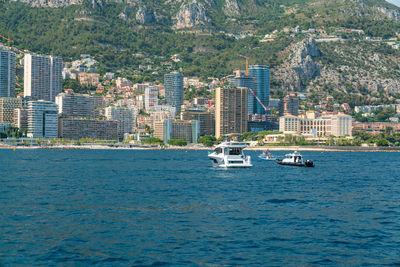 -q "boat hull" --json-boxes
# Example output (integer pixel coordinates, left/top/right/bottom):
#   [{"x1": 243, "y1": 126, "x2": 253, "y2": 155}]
[
  {"x1": 276, "y1": 159, "x2": 314, "y2": 167},
  {"x1": 208, "y1": 155, "x2": 252, "y2": 168},
  {"x1": 258, "y1": 155, "x2": 276, "y2": 160}
]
